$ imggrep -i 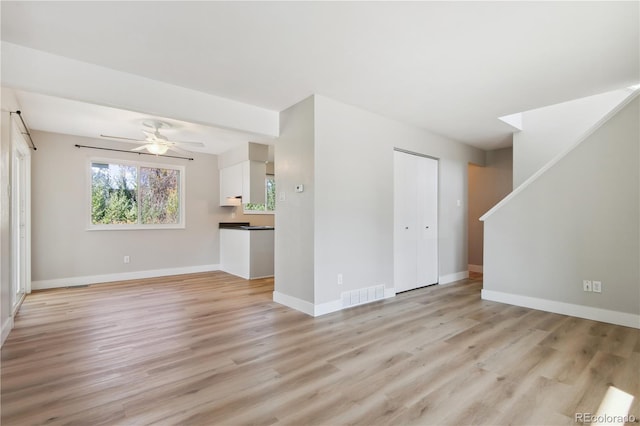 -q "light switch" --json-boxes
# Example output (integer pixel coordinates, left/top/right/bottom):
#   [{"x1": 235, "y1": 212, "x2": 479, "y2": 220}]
[{"x1": 295, "y1": 184, "x2": 304, "y2": 193}]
